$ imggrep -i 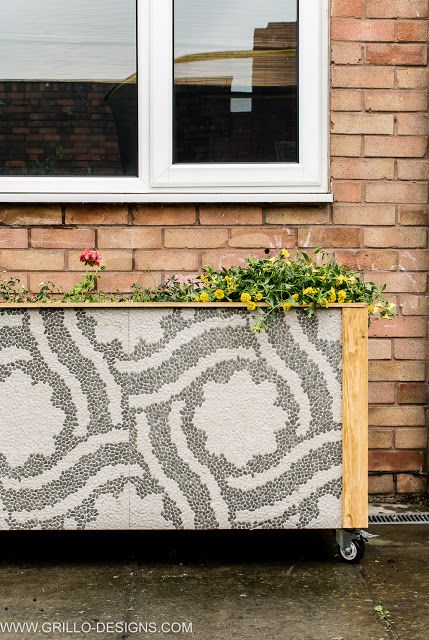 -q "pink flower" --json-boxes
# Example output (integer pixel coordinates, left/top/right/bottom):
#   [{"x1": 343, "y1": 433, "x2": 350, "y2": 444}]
[{"x1": 80, "y1": 248, "x2": 102, "y2": 267}]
